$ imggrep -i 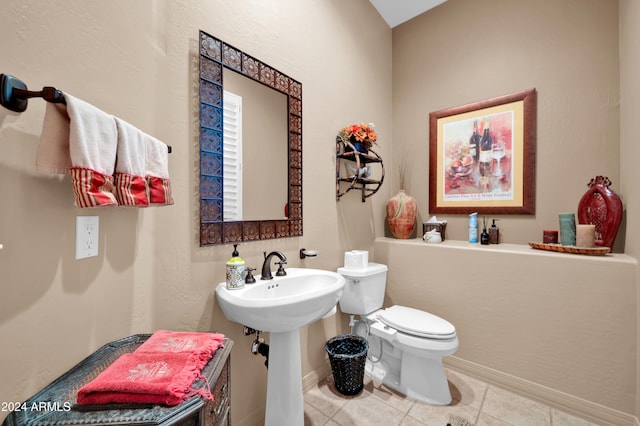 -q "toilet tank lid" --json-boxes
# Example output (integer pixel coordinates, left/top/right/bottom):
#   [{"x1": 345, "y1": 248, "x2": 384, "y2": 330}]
[{"x1": 337, "y1": 262, "x2": 388, "y2": 277}]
